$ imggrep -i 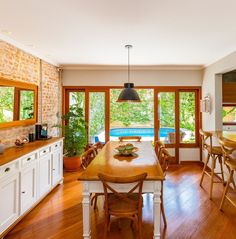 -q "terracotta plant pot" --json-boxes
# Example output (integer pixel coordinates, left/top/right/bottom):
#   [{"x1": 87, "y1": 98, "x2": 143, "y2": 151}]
[{"x1": 63, "y1": 156, "x2": 81, "y2": 172}]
